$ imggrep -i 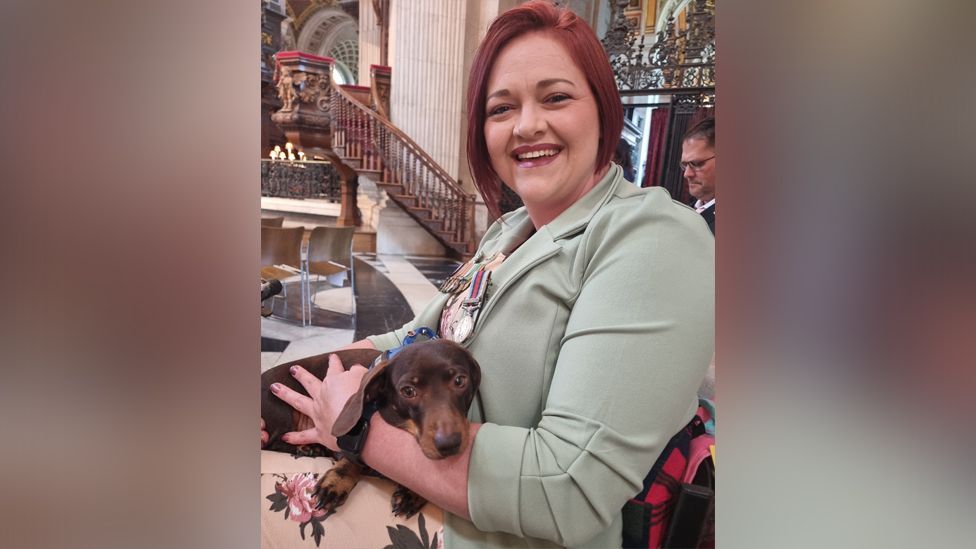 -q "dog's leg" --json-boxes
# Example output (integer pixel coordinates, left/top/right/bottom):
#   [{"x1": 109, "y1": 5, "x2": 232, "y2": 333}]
[
  {"x1": 391, "y1": 485, "x2": 428, "y2": 518},
  {"x1": 313, "y1": 457, "x2": 364, "y2": 513}
]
